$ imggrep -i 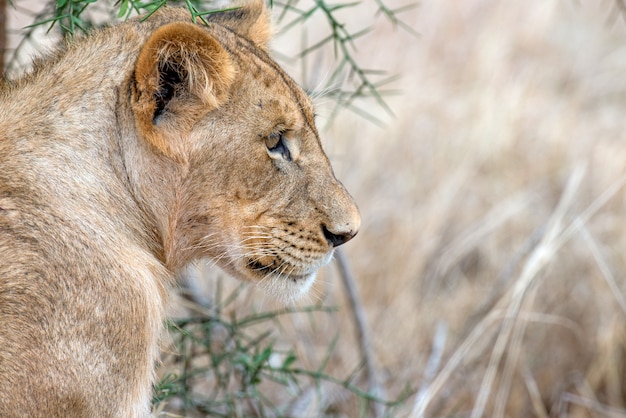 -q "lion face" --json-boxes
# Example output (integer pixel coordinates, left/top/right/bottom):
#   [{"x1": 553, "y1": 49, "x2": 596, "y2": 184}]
[
  {"x1": 128, "y1": 2, "x2": 360, "y2": 301},
  {"x1": 189, "y1": 91, "x2": 360, "y2": 301}
]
